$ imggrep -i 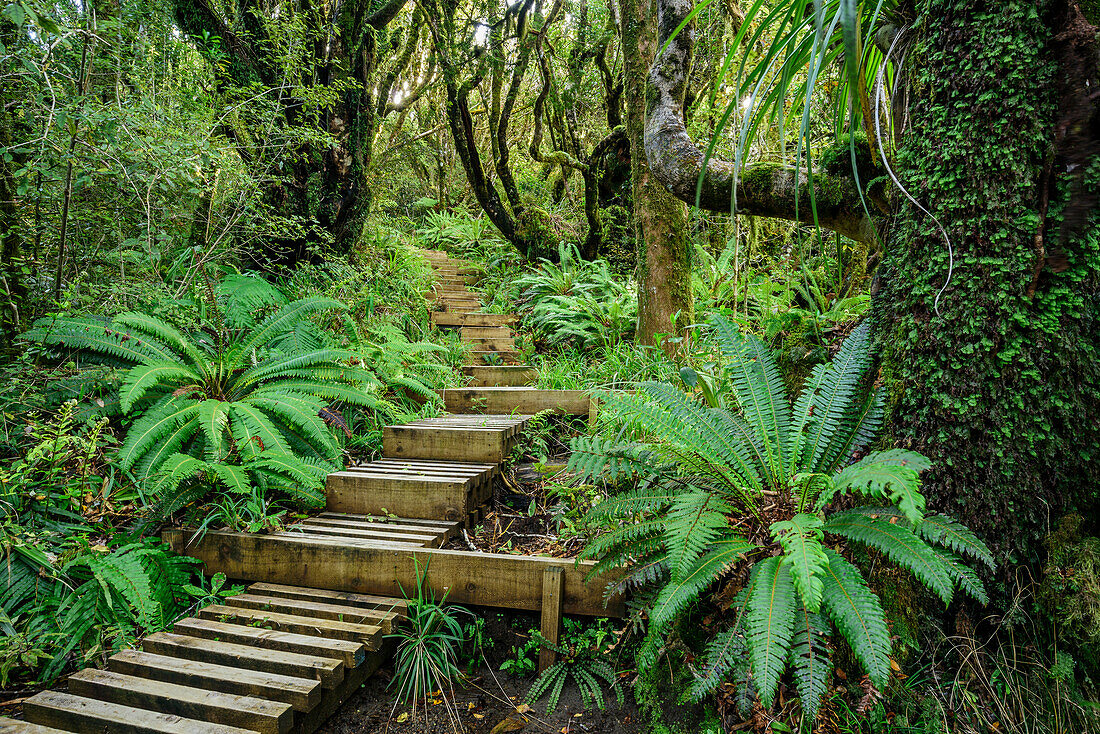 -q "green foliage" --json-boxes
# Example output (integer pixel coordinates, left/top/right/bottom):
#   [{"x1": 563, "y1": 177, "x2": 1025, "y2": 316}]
[
  {"x1": 24, "y1": 288, "x2": 378, "y2": 526},
  {"x1": 388, "y1": 561, "x2": 469, "y2": 718},
  {"x1": 516, "y1": 243, "x2": 636, "y2": 350},
  {"x1": 526, "y1": 627, "x2": 623, "y2": 714},
  {"x1": 571, "y1": 316, "x2": 991, "y2": 718}
]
